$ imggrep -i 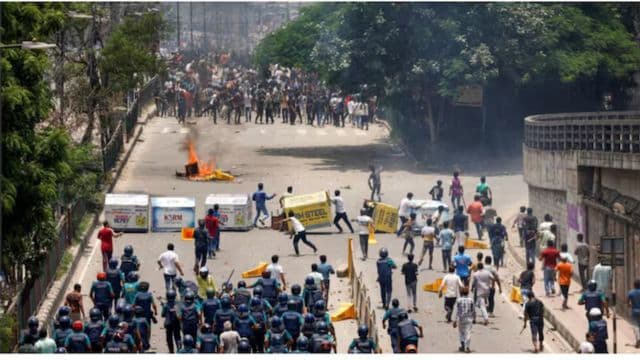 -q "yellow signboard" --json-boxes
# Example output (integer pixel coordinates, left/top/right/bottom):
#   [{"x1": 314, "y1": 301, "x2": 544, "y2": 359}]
[
  {"x1": 372, "y1": 202, "x2": 399, "y2": 233},
  {"x1": 283, "y1": 191, "x2": 332, "y2": 230}
]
